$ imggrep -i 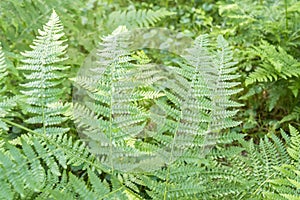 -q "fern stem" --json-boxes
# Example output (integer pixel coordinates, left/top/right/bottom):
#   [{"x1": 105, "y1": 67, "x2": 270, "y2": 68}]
[
  {"x1": 163, "y1": 106, "x2": 182, "y2": 200},
  {"x1": 252, "y1": 172, "x2": 276, "y2": 196},
  {"x1": 100, "y1": 185, "x2": 124, "y2": 199},
  {"x1": 109, "y1": 66, "x2": 115, "y2": 174},
  {"x1": 2, "y1": 119, "x2": 38, "y2": 135}
]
